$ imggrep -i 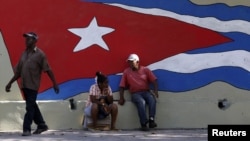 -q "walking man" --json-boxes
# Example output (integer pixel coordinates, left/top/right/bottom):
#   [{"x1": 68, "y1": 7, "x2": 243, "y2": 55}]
[{"x1": 5, "y1": 32, "x2": 59, "y2": 136}]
